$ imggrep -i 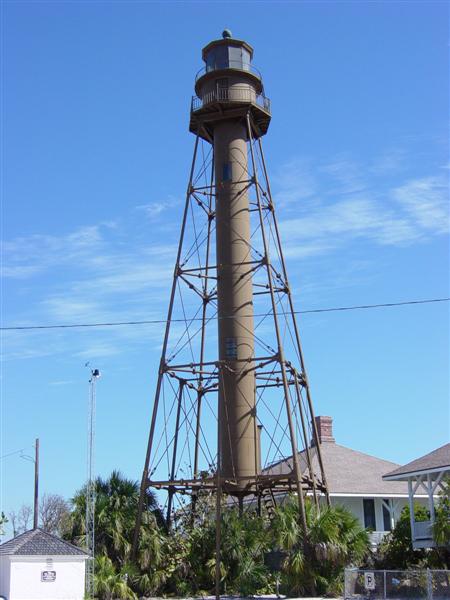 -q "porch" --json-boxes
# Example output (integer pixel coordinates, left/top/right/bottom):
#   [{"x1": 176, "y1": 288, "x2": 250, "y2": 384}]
[{"x1": 383, "y1": 443, "x2": 450, "y2": 549}]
